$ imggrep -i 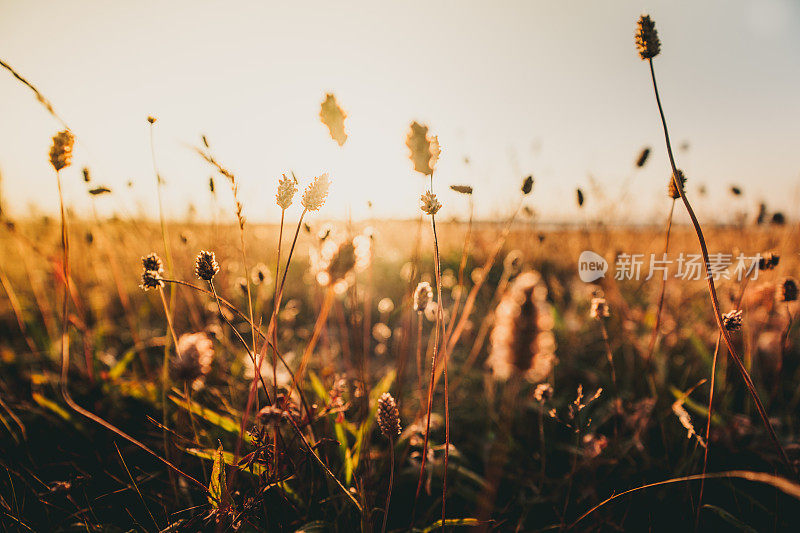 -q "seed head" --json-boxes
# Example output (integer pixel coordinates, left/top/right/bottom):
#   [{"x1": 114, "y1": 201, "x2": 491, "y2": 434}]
[
  {"x1": 779, "y1": 277, "x2": 798, "y2": 303},
  {"x1": 635, "y1": 15, "x2": 661, "y2": 60},
  {"x1": 722, "y1": 309, "x2": 743, "y2": 331},
  {"x1": 758, "y1": 252, "x2": 780, "y2": 271},
  {"x1": 669, "y1": 169, "x2": 686, "y2": 199},
  {"x1": 590, "y1": 297, "x2": 610, "y2": 320},
  {"x1": 319, "y1": 93, "x2": 348, "y2": 146},
  {"x1": 376, "y1": 392, "x2": 401, "y2": 438},
  {"x1": 140, "y1": 270, "x2": 164, "y2": 291},
  {"x1": 405, "y1": 122, "x2": 439, "y2": 175},
  {"x1": 420, "y1": 190, "x2": 441, "y2": 216},
  {"x1": 636, "y1": 147, "x2": 651, "y2": 168},
  {"x1": 195, "y1": 250, "x2": 219, "y2": 281},
  {"x1": 450, "y1": 184, "x2": 473, "y2": 195},
  {"x1": 147, "y1": 116, "x2": 157, "y2": 124},
  {"x1": 522, "y1": 175, "x2": 534, "y2": 195},
  {"x1": 276, "y1": 174, "x2": 298, "y2": 210},
  {"x1": 413, "y1": 281, "x2": 433, "y2": 313},
  {"x1": 534, "y1": 383, "x2": 554, "y2": 403},
  {"x1": 326, "y1": 240, "x2": 357, "y2": 283},
  {"x1": 142, "y1": 252, "x2": 164, "y2": 273},
  {"x1": 301, "y1": 173, "x2": 331, "y2": 211},
  {"x1": 49, "y1": 130, "x2": 75, "y2": 171},
  {"x1": 488, "y1": 271, "x2": 556, "y2": 382},
  {"x1": 576, "y1": 188, "x2": 584, "y2": 207}
]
